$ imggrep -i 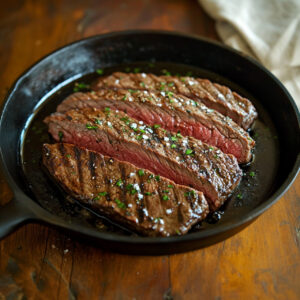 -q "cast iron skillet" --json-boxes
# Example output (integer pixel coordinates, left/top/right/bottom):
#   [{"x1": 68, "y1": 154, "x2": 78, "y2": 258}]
[{"x1": 0, "y1": 30, "x2": 299, "y2": 255}]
